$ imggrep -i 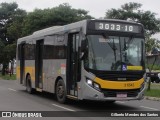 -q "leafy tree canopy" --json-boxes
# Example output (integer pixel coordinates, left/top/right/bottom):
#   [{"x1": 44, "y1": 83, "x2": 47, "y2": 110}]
[
  {"x1": 0, "y1": 2, "x2": 27, "y2": 44},
  {"x1": 0, "y1": 2, "x2": 93, "y2": 75},
  {"x1": 145, "y1": 36, "x2": 160, "y2": 53},
  {"x1": 106, "y1": 2, "x2": 160, "y2": 35},
  {"x1": 22, "y1": 3, "x2": 93, "y2": 36}
]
